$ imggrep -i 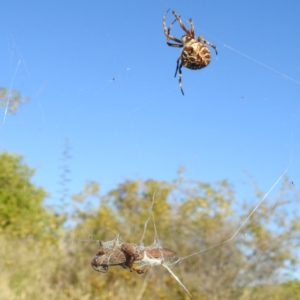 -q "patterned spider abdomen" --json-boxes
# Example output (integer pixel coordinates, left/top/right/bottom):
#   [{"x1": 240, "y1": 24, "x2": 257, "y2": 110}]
[{"x1": 181, "y1": 40, "x2": 211, "y2": 70}]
